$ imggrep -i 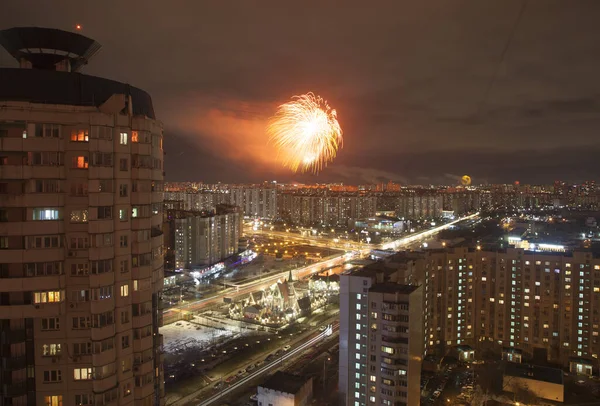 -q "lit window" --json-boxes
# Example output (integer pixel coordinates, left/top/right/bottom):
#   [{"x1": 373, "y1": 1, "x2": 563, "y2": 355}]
[
  {"x1": 119, "y1": 209, "x2": 128, "y2": 221},
  {"x1": 73, "y1": 367, "x2": 93, "y2": 380},
  {"x1": 44, "y1": 395, "x2": 63, "y2": 406},
  {"x1": 120, "y1": 284, "x2": 129, "y2": 297},
  {"x1": 131, "y1": 131, "x2": 139, "y2": 142},
  {"x1": 33, "y1": 208, "x2": 61, "y2": 221},
  {"x1": 34, "y1": 291, "x2": 63, "y2": 303},
  {"x1": 69, "y1": 210, "x2": 88, "y2": 223},
  {"x1": 73, "y1": 156, "x2": 89, "y2": 169},
  {"x1": 42, "y1": 344, "x2": 61, "y2": 356},
  {"x1": 120, "y1": 132, "x2": 128, "y2": 145},
  {"x1": 70, "y1": 130, "x2": 89, "y2": 142}
]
